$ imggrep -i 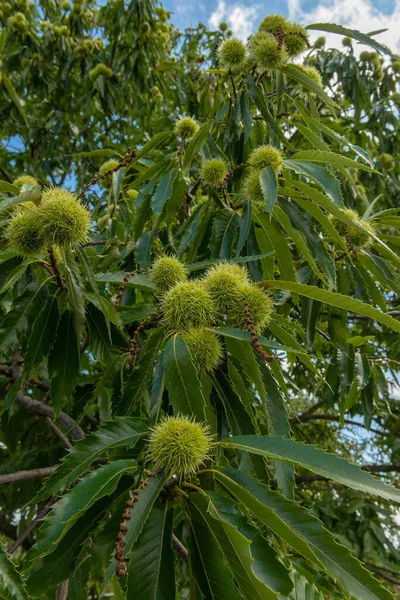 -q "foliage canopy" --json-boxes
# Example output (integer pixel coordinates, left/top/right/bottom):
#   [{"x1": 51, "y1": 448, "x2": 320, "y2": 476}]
[{"x1": 1, "y1": 1, "x2": 400, "y2": 599}]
